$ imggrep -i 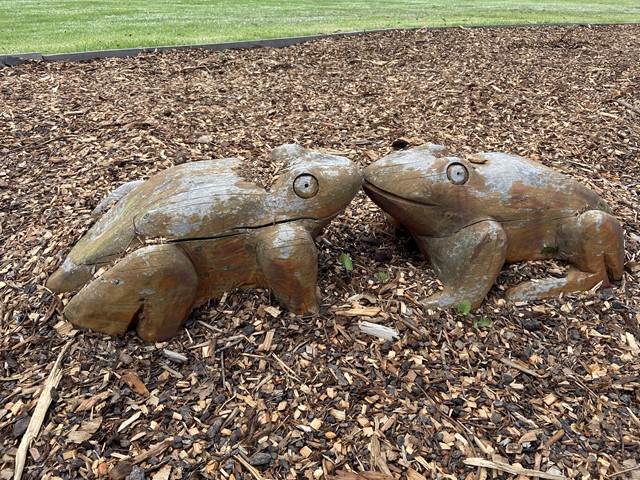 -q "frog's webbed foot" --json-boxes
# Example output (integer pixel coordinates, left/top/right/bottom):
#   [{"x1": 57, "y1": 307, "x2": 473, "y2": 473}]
[
  {"x1": 256, "y1": 223, "x2": 319, "y2": 315},
  {"x1": 506, "y1": 269, "x2": 605, "y2": 302},
  {"x1": 506, "y1": 210, "x2": 624, "y2": 302},
  {"x1": 64, "y1": 244, "x2": 198, "y2": 342},
  {"x1": 417, "y1": 220, "x2": 507, "y2": 311}
]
